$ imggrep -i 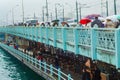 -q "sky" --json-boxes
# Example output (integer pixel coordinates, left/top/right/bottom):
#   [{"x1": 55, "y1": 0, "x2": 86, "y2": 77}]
[{"x1": 0, "y1": 0, "x2": 120, "y2": 25}]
